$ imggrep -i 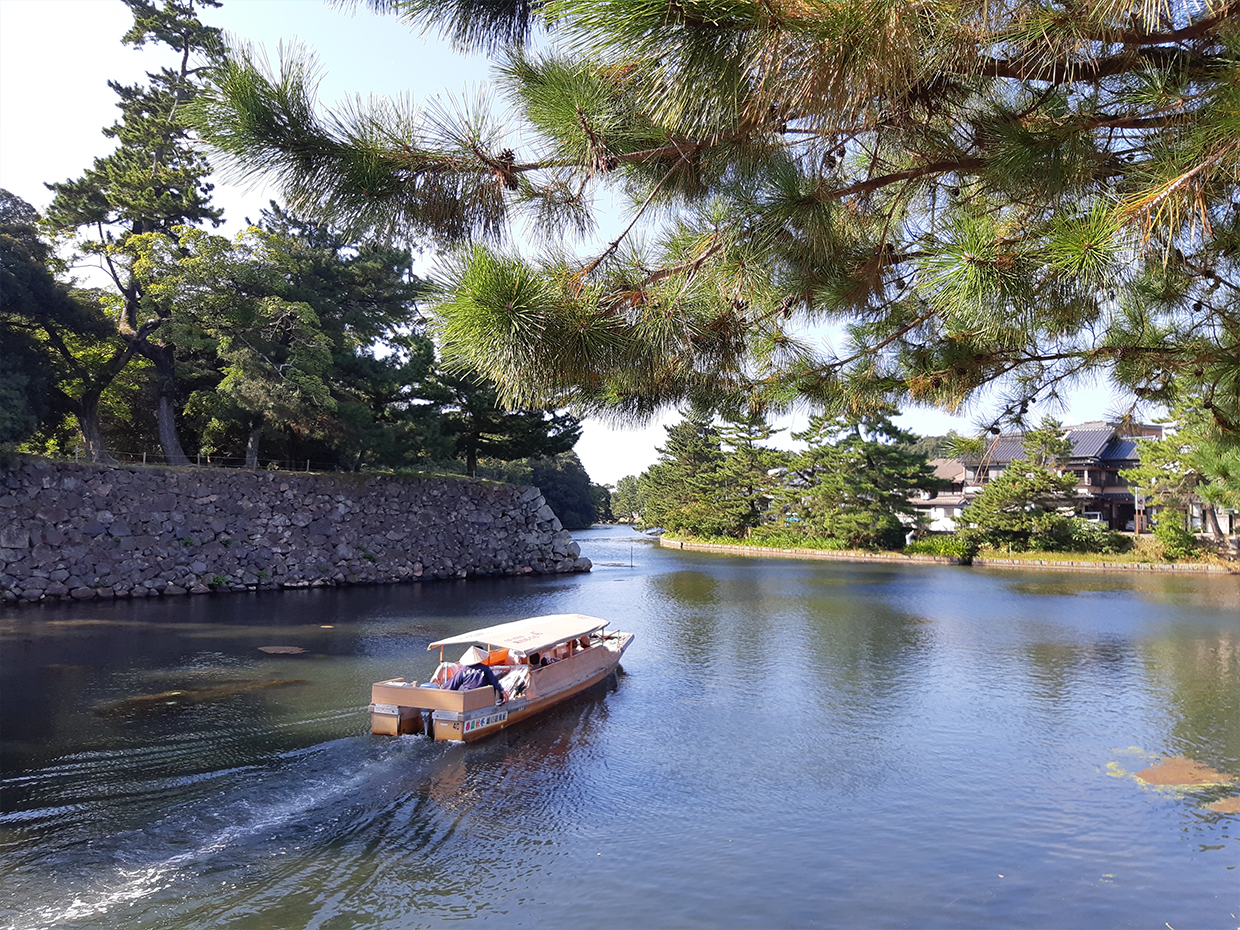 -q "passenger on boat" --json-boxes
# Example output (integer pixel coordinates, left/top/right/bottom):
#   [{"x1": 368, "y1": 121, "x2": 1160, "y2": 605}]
[{"x1": 444, "y1": 662, "x2": 506, "y2": 700}]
